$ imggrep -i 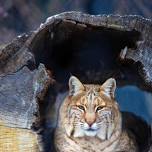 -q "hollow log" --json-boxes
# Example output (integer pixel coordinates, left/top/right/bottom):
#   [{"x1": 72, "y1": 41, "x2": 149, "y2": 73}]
[{"x1": 0, "y1": 12, "x2": 151, "y2": 152}]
